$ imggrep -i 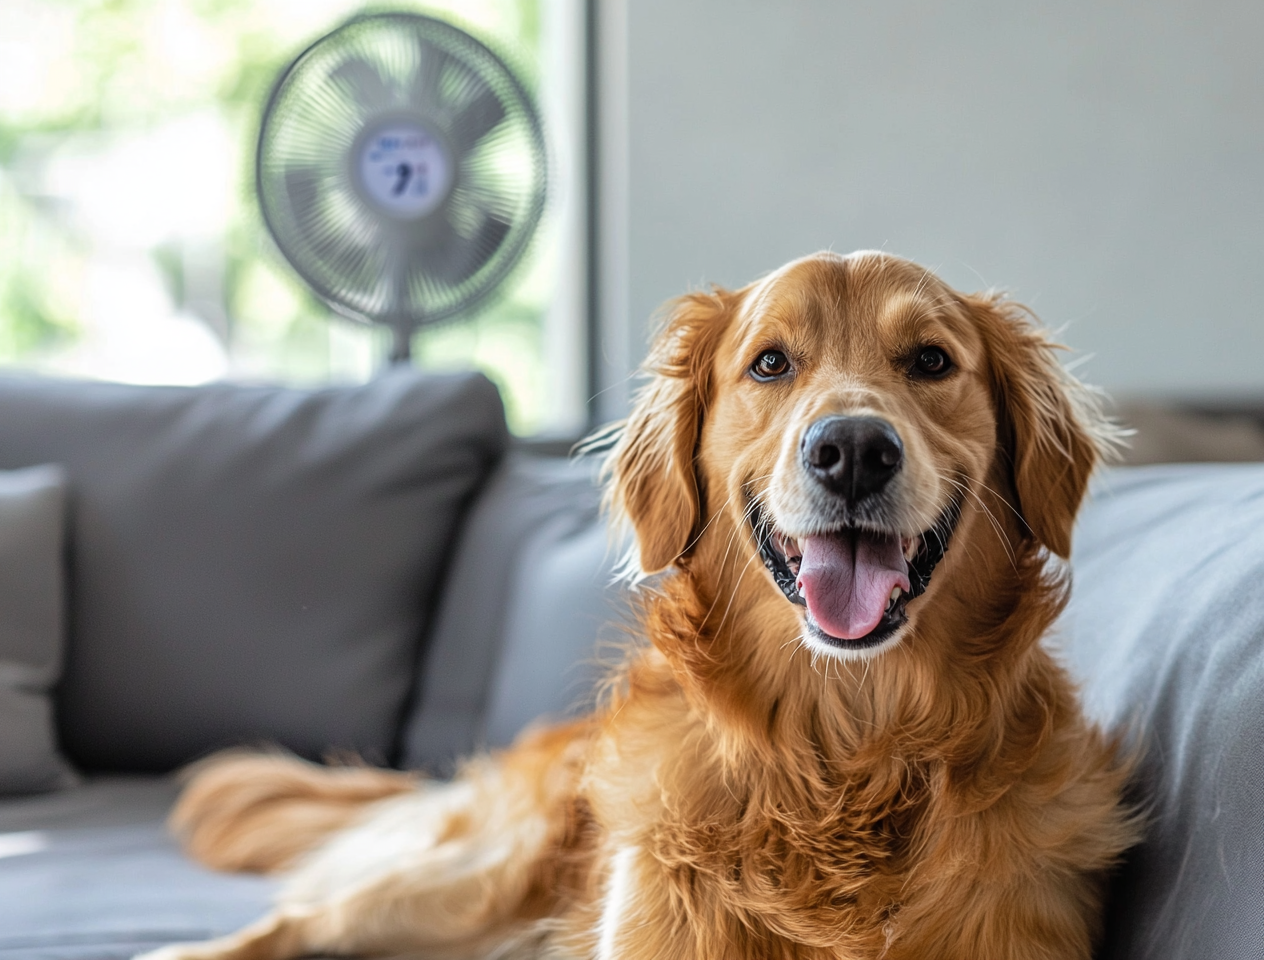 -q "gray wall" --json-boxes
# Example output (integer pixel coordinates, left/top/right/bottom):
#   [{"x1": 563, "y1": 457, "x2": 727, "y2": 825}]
[{"x1": 596, "y1": 0, "x2": 1264, "y2": 416}]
